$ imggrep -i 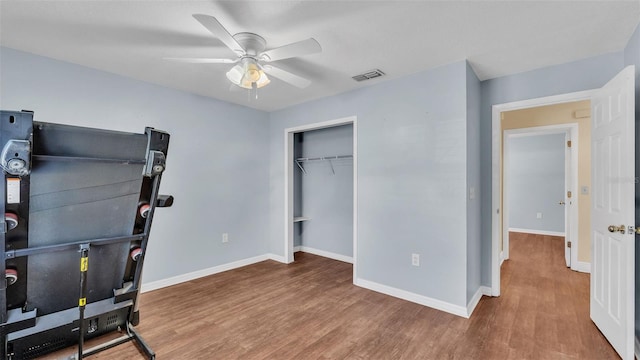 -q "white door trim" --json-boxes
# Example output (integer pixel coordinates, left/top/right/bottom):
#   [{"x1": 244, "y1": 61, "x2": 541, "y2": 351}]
[
  {"x1": 502, "y1": 124, "x2": 578, "y2": 269},
  {"x1": 491, "y1": 89, "x2": 595, "y2": 296},
  {"x1": 284, "y1": 116, "x2": 358, "y2": 281}
]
